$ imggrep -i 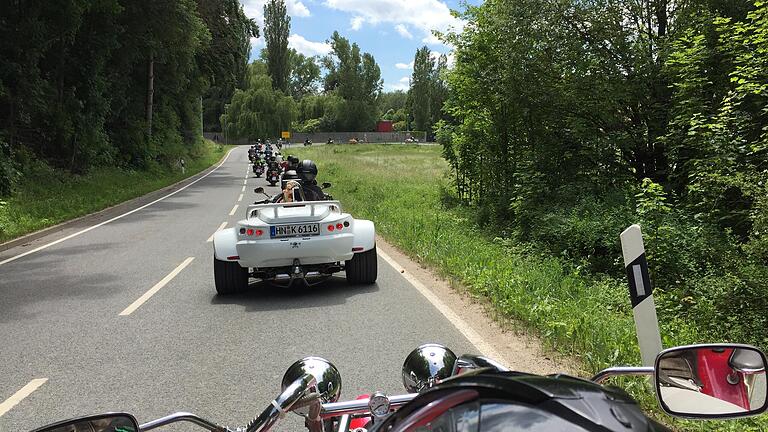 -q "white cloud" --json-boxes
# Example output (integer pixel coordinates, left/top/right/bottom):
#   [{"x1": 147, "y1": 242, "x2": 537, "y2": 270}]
[
  {"x1": 350, "y1": 16, "x2": 365, "y2": 31},
  {"x1": 428, "y1": 50, "x2": 455, "y2": 67},
  {"x1": 323, "y1": 0, "x2": 463, "y2": 47},
  {"x1": 250, "y1": 36, "x2": 265, "y2": 49},
  {"x1": 386, "y1": 76, "x2": 411, "y2": 91},
  {"x1": 395, "y1": 61, "x2": 414, "y2": 70},
  {"x1": 288, "y1": 34, "x2": 332, "y2": 56},
  {"x1": 395, "y1": 24, "x2": 413, "y2": 39},
  {"x1": 422, "y1": 32, "x2": 442, "y2": 46},
  {"x1": 289, "y1": 1, "x2": 311, "y2": 17},
  {"x1": 241, "y1": 0, "x2": 311, "y2": 22},
  {"x1": 445, "y1": 51, "x2": 455, "y2": 67},
  {"x1": 241, "y1": 1, "x2": 313, "y2": 54}
]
